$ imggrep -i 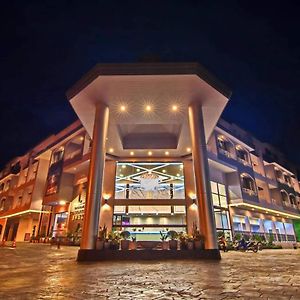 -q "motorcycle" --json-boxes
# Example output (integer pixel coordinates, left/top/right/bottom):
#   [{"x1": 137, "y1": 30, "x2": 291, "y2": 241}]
[{"x1": 233, "y1": 239, "x2": 262, "y2": 253}]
